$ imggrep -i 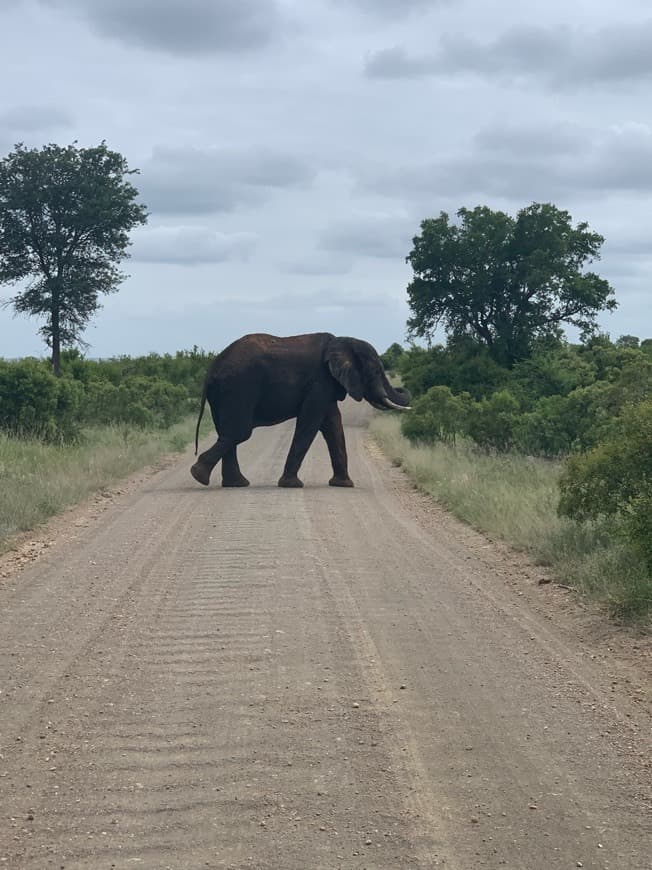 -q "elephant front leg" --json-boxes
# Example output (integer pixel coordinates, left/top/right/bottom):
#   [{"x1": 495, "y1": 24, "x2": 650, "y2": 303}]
[
  {"x1": 221, "y1": 446, "x2": 250, "y2": 487},
  {"x1": 320, "y1": 403, "x2": 354, "y2": 487},
  {"x1": 278, "y1": 413, "x2": 323, "y2": 488}
]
